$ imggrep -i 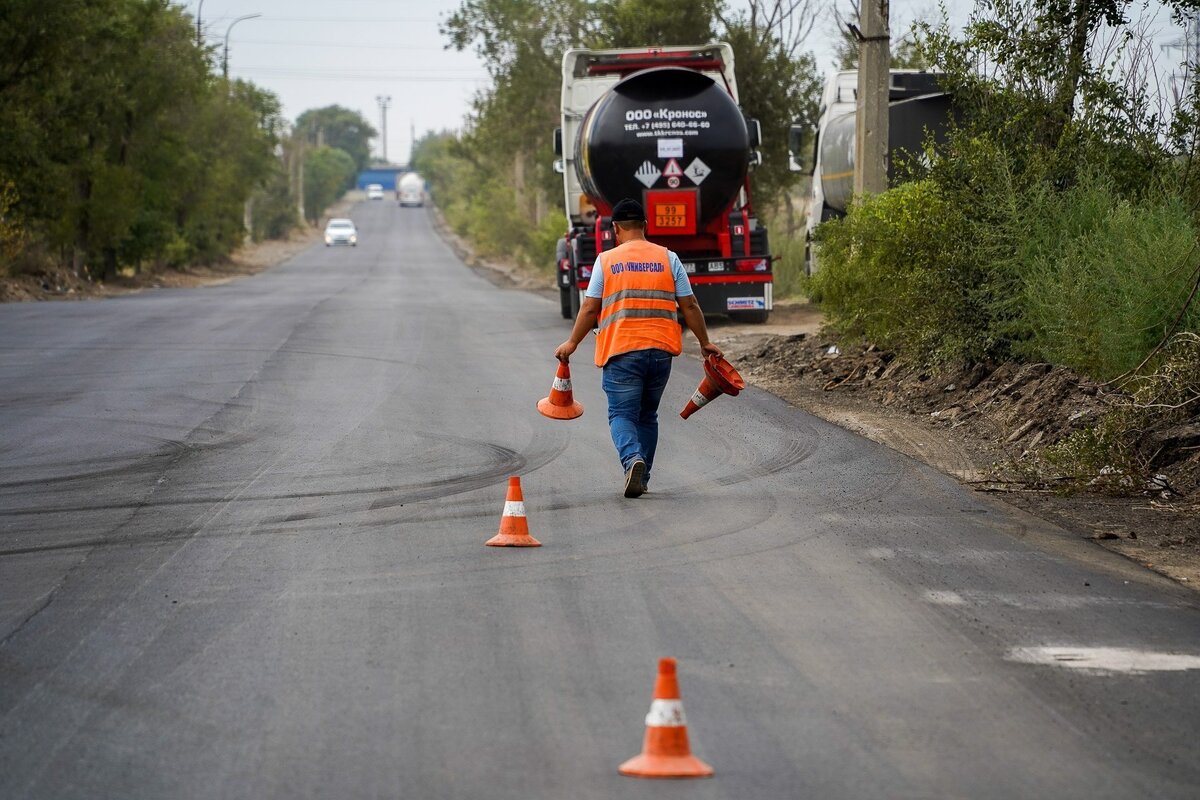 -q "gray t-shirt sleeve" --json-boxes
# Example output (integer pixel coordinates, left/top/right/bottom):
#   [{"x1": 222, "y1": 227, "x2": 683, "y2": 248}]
[{"x1": 670, "y1": 251, "x2": 693, "y2": 297}]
